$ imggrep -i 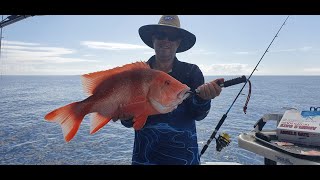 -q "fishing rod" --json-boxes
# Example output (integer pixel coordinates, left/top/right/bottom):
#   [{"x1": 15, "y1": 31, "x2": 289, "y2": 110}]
[
  {"x1": 199, "y1": 15, "x2": 290, "y2": 157},
  {"x1": 0, "y1": 15, "x2": 3, "y2": 79}
]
